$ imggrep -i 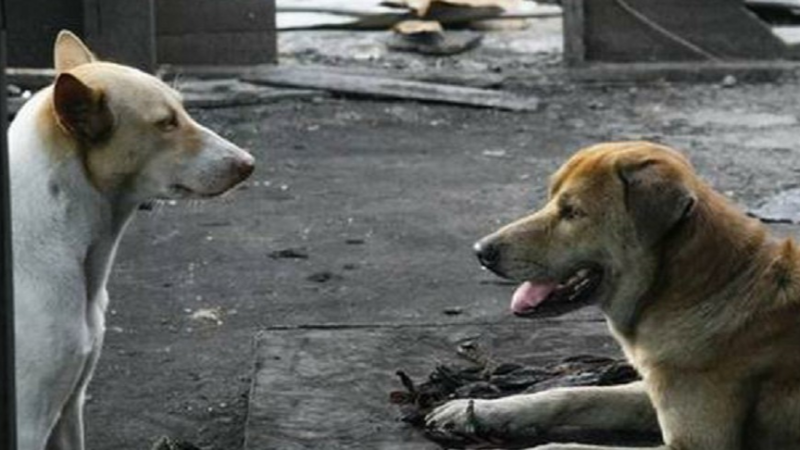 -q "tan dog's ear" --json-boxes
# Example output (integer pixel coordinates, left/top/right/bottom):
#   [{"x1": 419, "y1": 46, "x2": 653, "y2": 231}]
[
  {"x1": 619, "y1": 160, "x2": 696, "y2": 246},
  {"x1": 53, "y1": 73, "x2": 114, "y2": 144},
  {"x1": 54, "y1": 30, "x2": 96, "y2": 72}
]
